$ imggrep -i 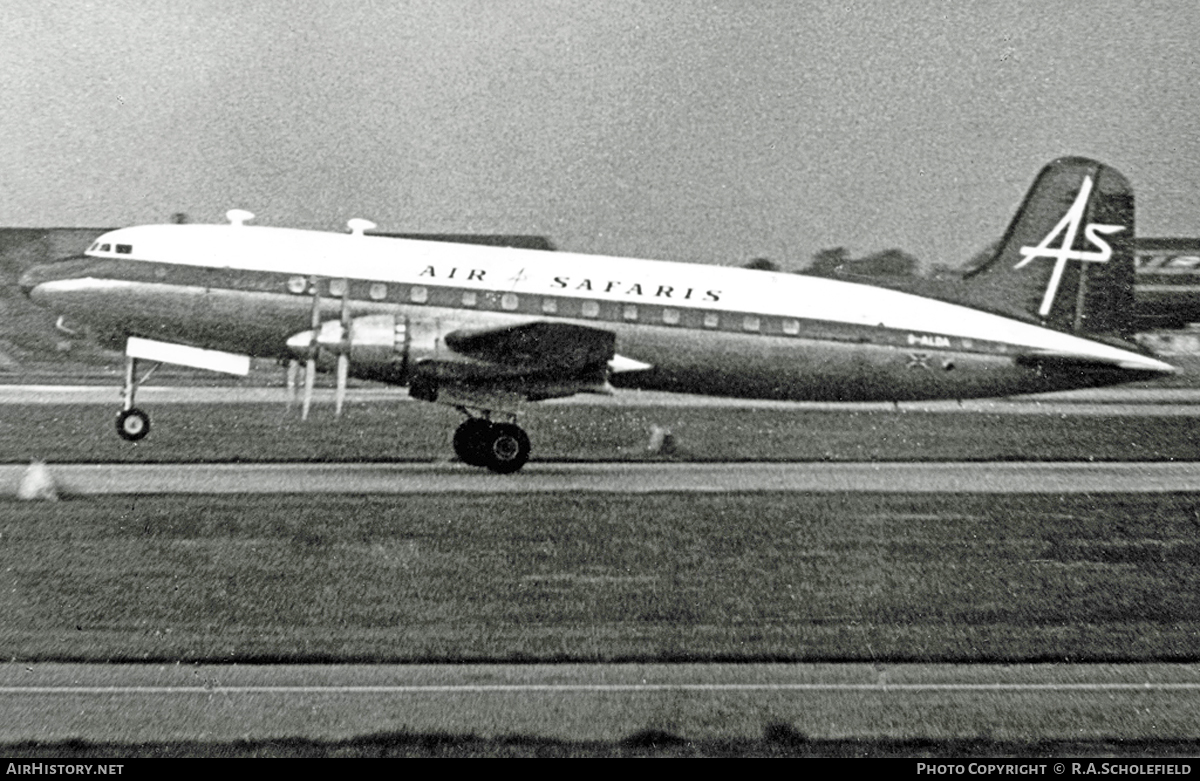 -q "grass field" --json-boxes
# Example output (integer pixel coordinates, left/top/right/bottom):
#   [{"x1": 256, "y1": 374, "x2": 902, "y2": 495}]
[
  {"x1": 4, "y1": 491, "x2": 1200, "y2": 663},
  {"x1": 2, "y1": 401, "x2": 1200, "y2": 463},
  {"x1": 3, "y1": 402, "x2": 1200, "y2": 664}
]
